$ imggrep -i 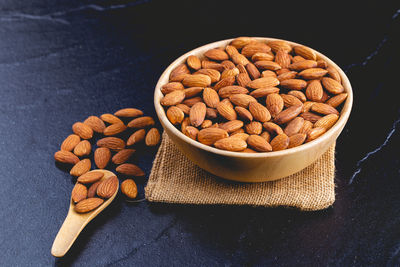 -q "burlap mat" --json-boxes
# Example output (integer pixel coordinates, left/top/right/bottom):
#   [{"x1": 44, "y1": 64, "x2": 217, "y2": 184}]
[{"x1": 145, "y1": 133, "x2": 335, "y2": 211}]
